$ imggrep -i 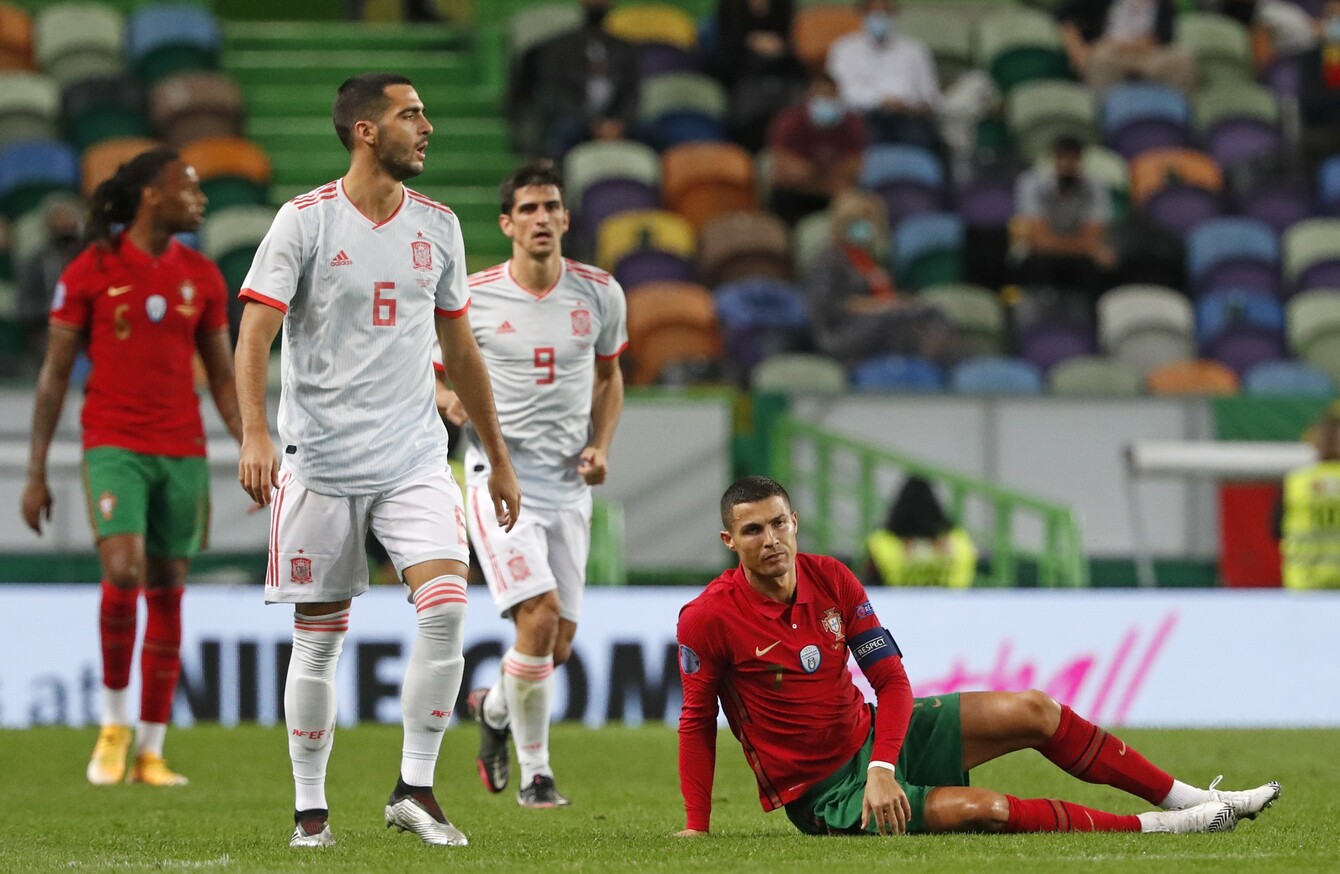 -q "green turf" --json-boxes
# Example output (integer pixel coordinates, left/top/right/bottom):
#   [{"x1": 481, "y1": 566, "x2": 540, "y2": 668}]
[{"x1": 1, "y1": 725, "x2": 1335, "y2": 872}]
